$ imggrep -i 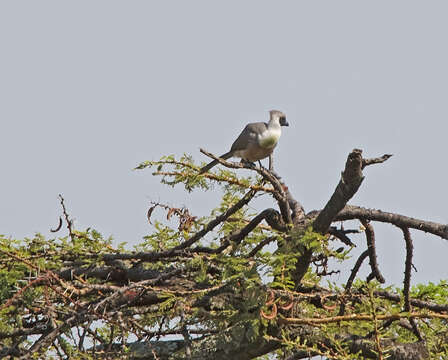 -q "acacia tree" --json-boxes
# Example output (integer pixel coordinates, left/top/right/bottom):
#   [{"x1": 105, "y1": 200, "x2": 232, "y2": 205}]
[{"x1": 1, "y1": 149, "x2": 447, "y2": 359}]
